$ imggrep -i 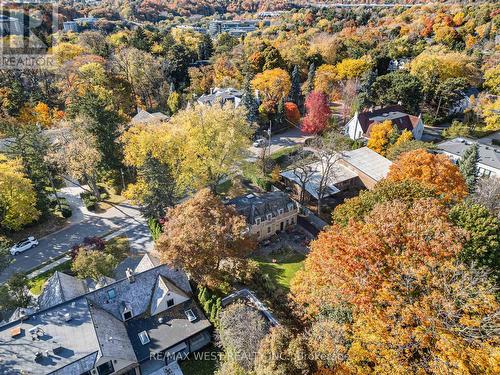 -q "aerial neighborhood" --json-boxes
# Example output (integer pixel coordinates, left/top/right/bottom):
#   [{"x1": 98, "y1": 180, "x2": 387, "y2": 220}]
[{"x1": 0, "y1": 1, "x2": 499, "y2": 375}]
